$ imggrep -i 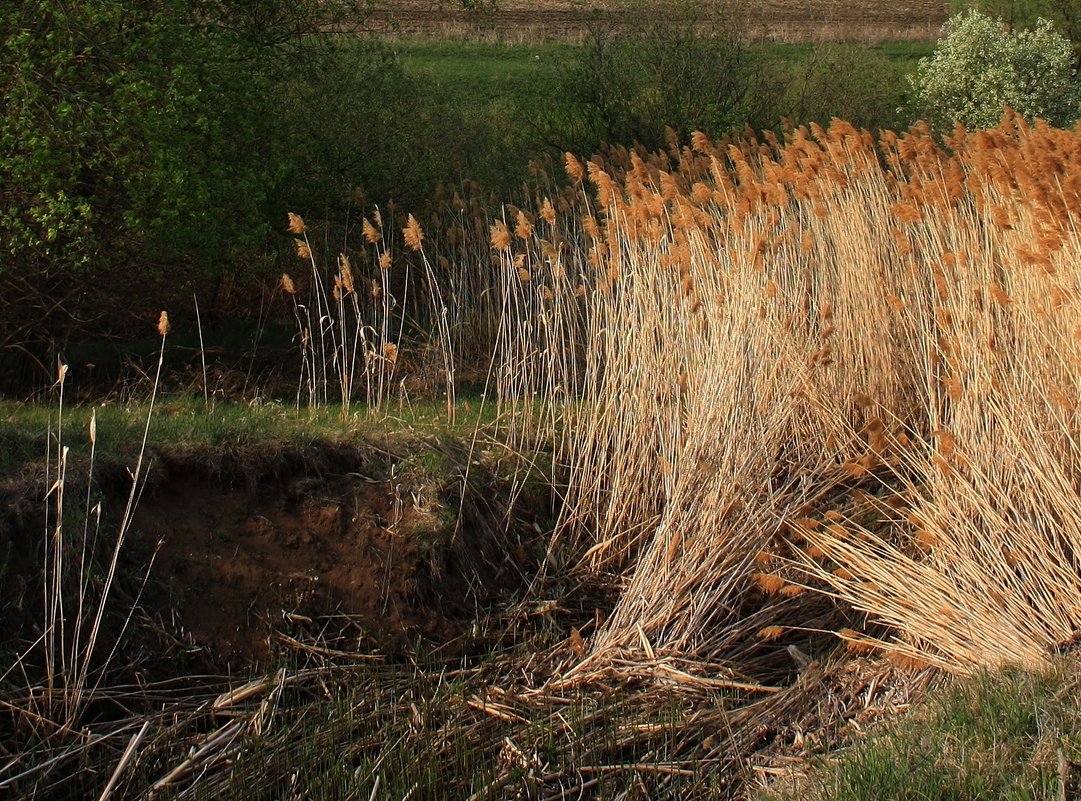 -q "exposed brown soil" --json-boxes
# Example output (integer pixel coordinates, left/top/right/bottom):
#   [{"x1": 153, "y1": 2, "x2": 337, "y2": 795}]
[
  {"x1": 365, "y1": 0, "x2": 947, "y2": 43},
  {"x1": 0, "y1": 439, "x2": 544, "y2": 674},
  {"x1": 136, "y1": 474, "x2": 447, "y2": 667}
]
